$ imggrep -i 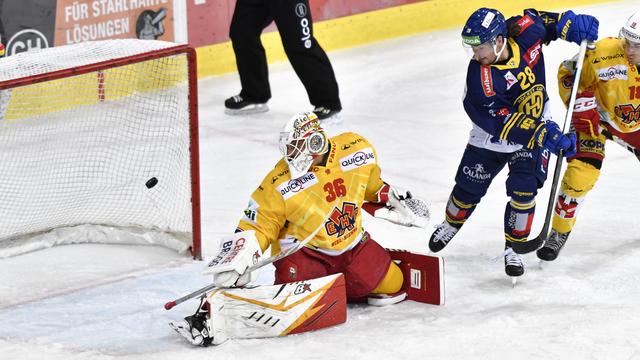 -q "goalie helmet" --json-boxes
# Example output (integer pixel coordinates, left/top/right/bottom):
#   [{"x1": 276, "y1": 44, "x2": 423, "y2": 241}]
[{"x1": 279, "y1": 112, "x2": 328, "y2": 179}]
